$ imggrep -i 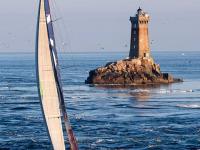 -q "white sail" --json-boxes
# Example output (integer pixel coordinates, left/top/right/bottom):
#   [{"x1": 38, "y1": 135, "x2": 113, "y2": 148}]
[
  {"x1": 36, "y1": 0, "x2": 78, "y2": 149},
  {"x1": 36, "y1": 0, "x2": 65, "y2": 149}
]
